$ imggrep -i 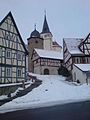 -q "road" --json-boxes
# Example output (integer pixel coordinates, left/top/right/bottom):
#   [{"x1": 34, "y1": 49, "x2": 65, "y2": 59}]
[{"x1": 0, "y1": 100, "x2": 90, "y2": 120}]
